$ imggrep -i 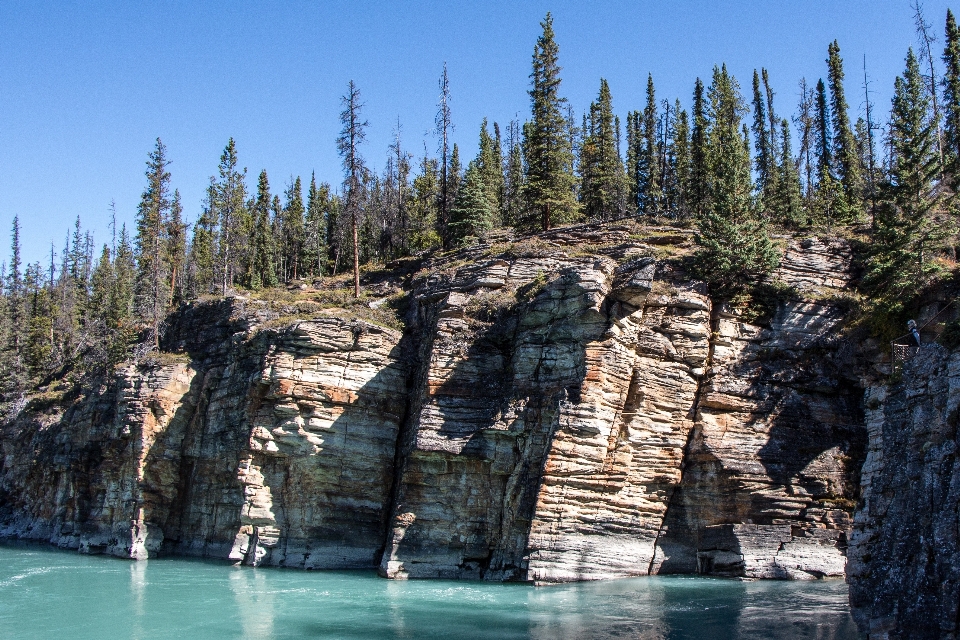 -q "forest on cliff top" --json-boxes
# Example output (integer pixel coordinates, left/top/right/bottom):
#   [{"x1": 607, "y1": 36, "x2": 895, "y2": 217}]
[{"x1": 2, "y1": 6, "x2": 960, "y2": 411}]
